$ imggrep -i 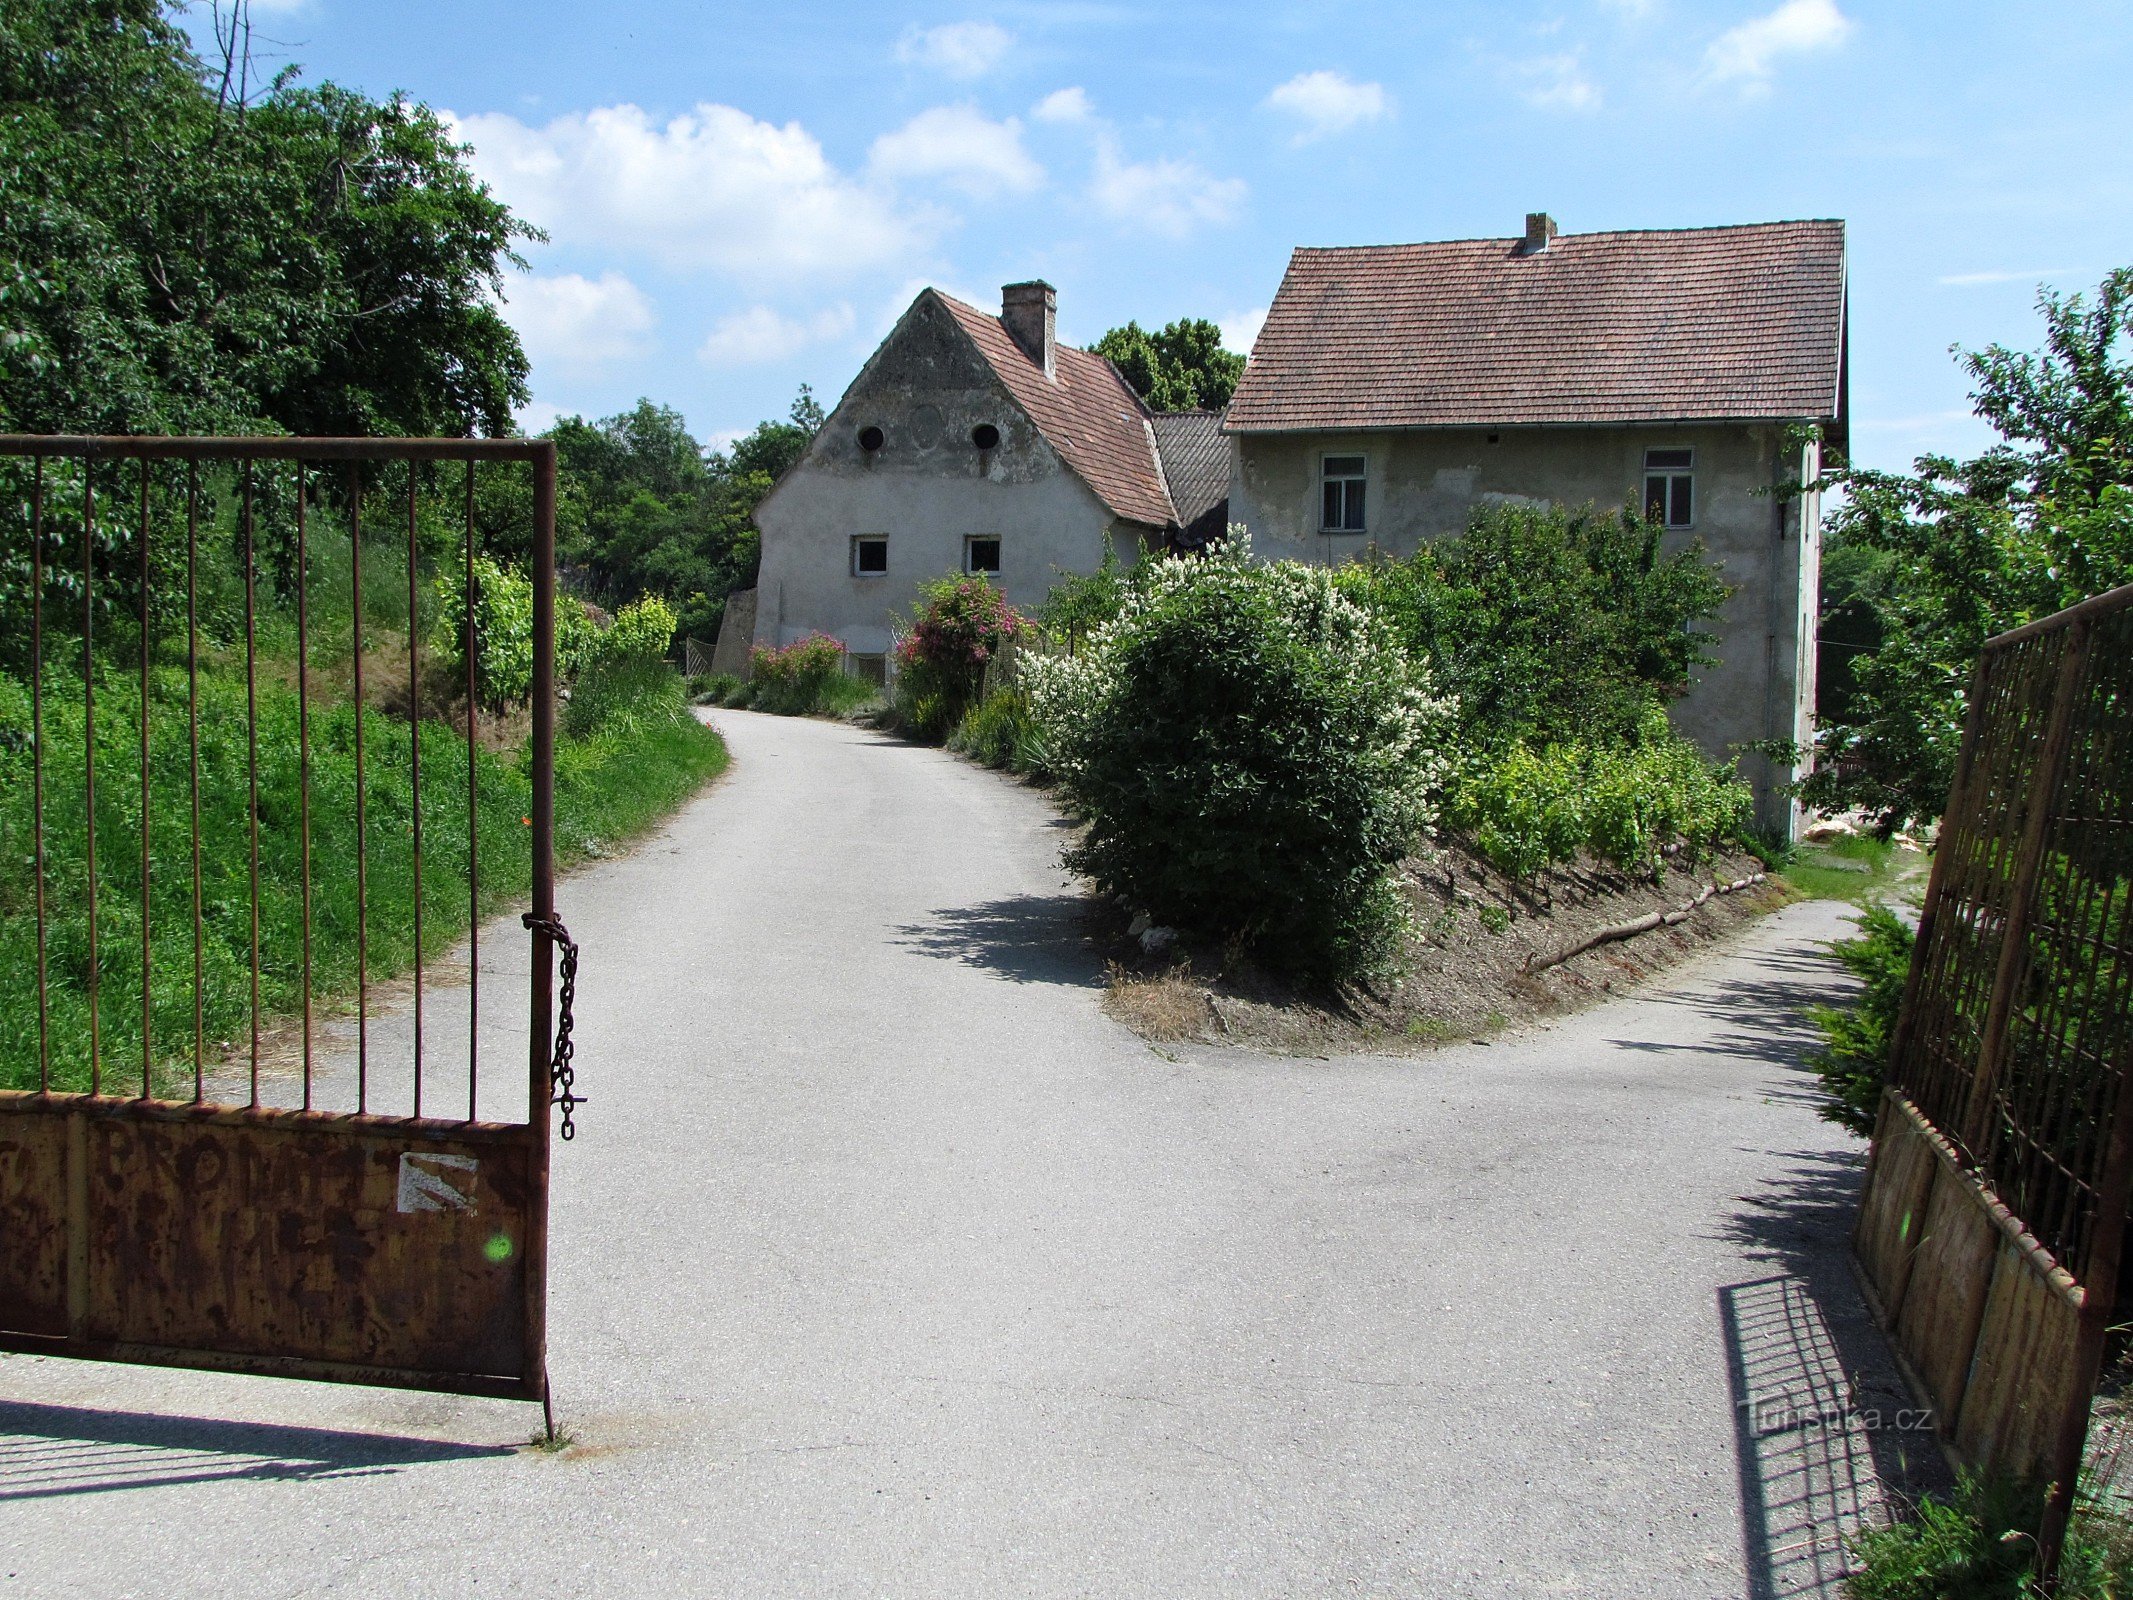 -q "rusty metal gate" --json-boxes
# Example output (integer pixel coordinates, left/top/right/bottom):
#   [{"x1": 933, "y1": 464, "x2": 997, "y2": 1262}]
[
  {"x1": 1854, "y1": 581, "x2": 2133, "y2": 1571},
  {"x1": 0, "y1": 436, "x2": 573, "y2": 1406}
]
